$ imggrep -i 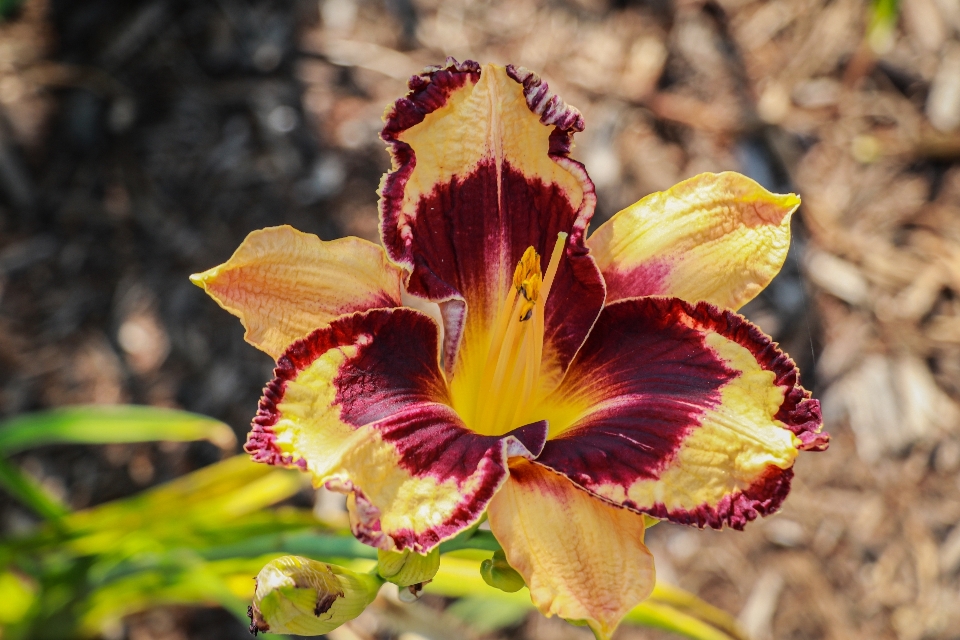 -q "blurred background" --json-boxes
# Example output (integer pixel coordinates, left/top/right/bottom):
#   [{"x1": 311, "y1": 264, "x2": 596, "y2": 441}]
[{"x1": 1, "y1": 0, "x2": 960, "y2": 638}]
